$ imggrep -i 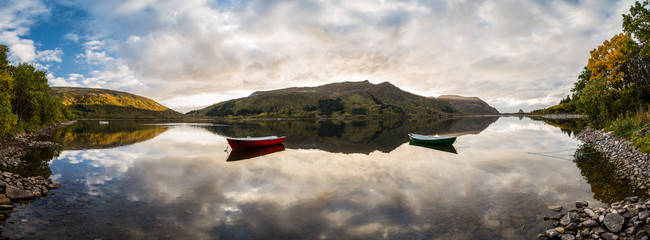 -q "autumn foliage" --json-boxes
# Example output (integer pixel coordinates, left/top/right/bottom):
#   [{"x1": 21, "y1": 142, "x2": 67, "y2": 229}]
[{"x1": 587, "y1": 33, "x2": 633, "y2": 88}]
